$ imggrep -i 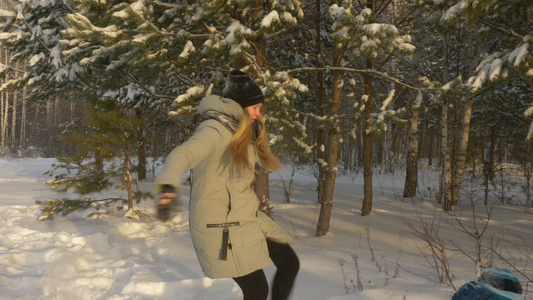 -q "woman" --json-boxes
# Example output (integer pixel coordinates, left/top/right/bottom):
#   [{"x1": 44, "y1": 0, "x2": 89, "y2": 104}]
[{"x1": 154, "y1": 70, "x2": 299, "y2": 300}]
